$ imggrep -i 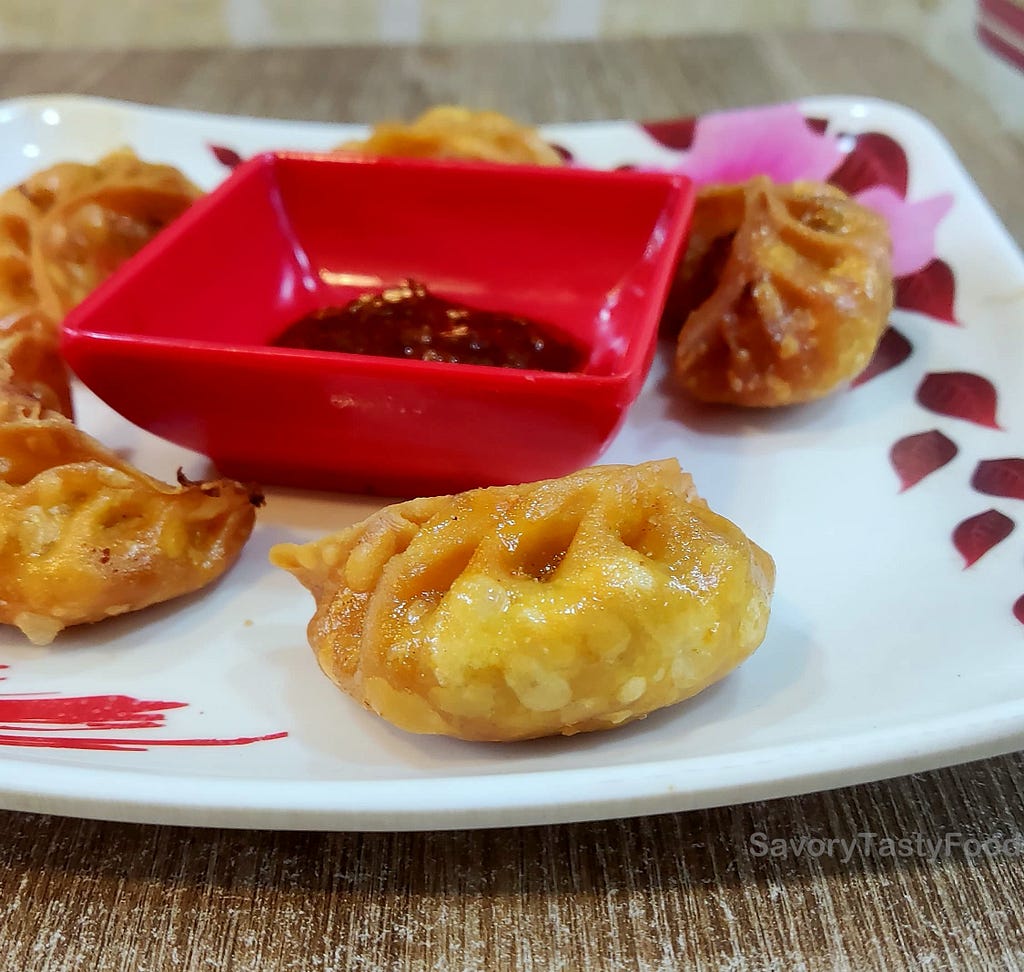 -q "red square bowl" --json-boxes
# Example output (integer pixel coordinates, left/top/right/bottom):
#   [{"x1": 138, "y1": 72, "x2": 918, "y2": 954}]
[{"x1": 61, "y1": 152, "x2": 694, "y2": 495}]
